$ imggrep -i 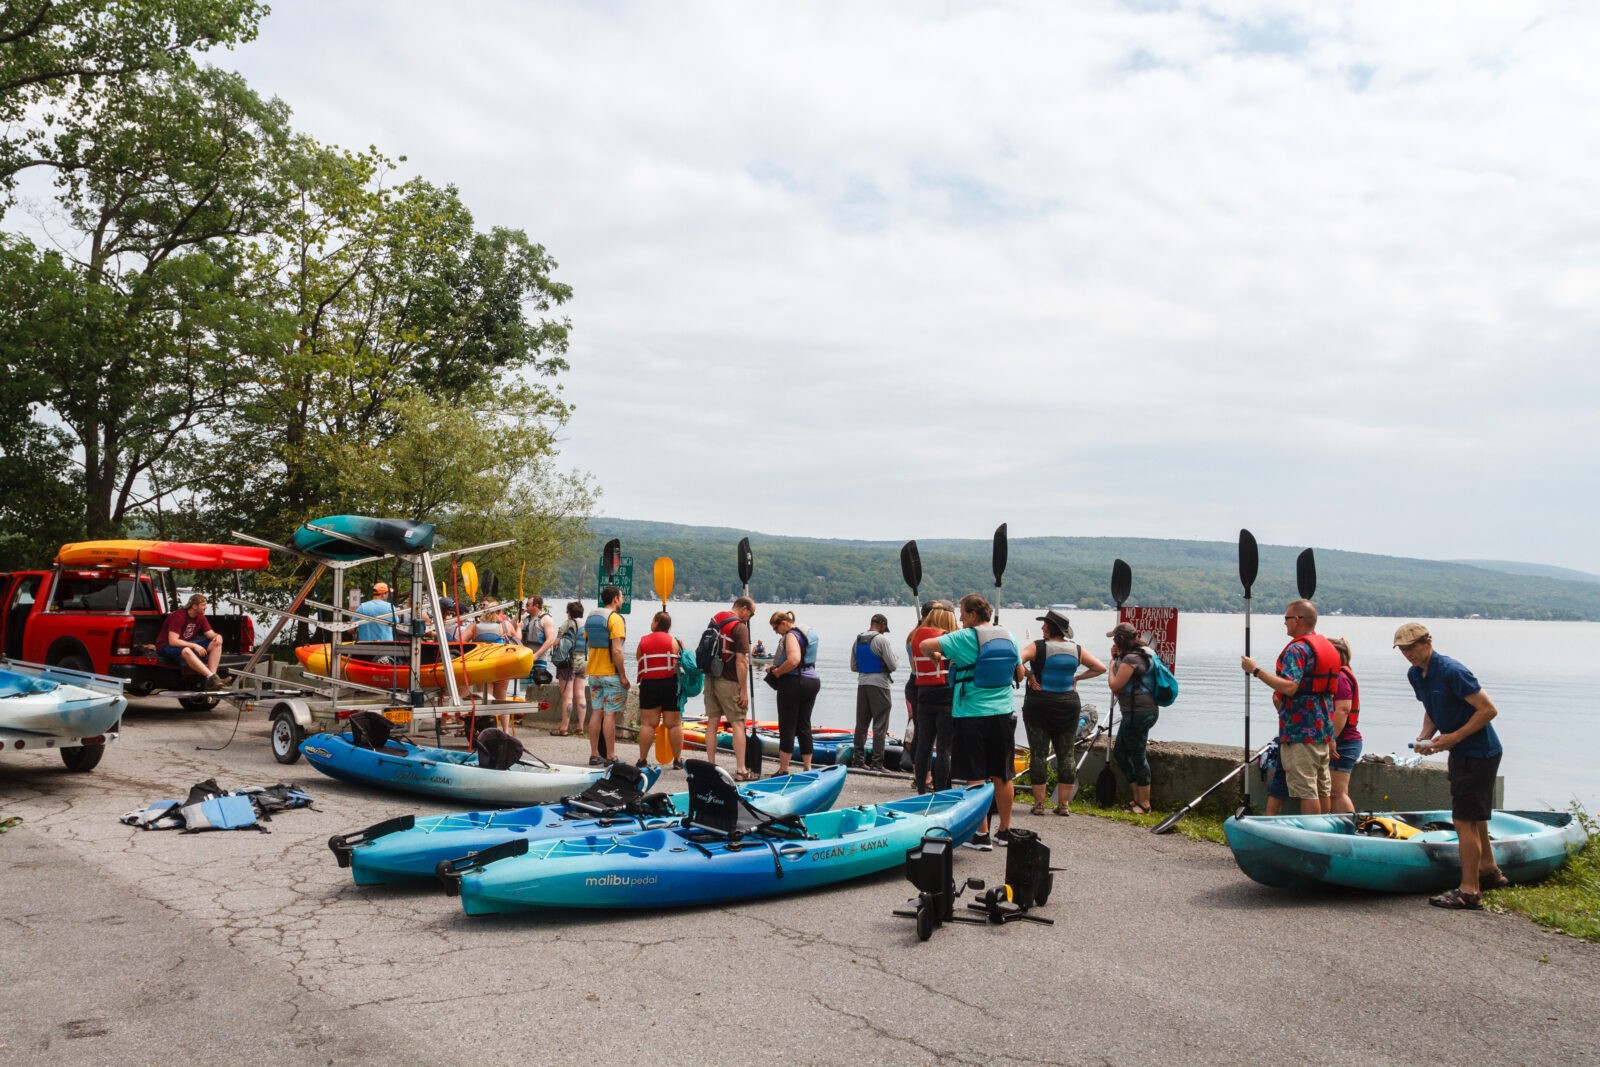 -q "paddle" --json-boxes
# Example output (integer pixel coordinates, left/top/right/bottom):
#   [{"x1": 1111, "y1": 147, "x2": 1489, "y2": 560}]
[
  {"x1": 1238, "y1": 529, "x2": 1260, "y2": 815},
  {"x1": 653, "y1": 556, "x2": 676, "y2": 764},
  {"x1": 900, "y1": 540, "x2": 921, "y2": 608},
  {"x1": 737, "y1": 537, "x2": 761, "y2": 778},
  {"x1": 991, "y1": 523, "x2": 1008, "y2": 623},
  {"x1": 461, "y1": 561, "x2": 479, "y2": 604},
  {"x1": 1097, "y1": 559, "x2": 1133, "y2": 808},
  {"x1": 1297, "y1": 547, "x2": 1317, "y2": 600},
  {"x1": 481, "y1": 568, "x2": 498, "y2": 600},
  {"x1": 1151, "y1": 742, "x2": 1279, "y2": 835},
  {"x1": 518, "y1": 561, "x2": 526, "y2": 605}
]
